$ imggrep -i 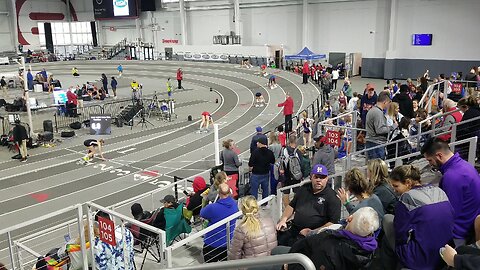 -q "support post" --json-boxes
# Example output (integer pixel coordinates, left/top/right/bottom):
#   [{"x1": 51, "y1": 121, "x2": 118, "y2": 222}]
[
  {"x1": 21, "y1": 57, "x2": 33, "y2": 137},
  {"x1": 302, "y1": 0, "x2": 308, "y2": 47},
  {"x1": 214, "y1": 124, "x2": 220, "y2": 166},
  {"x1": 9, "y1": 0, "x2": 19, "y2": 53},
  {"x1": 7, "y1": 232, "x2": 17, "y2": 270},
  {"x1": 86, "y1": 205, "x2": 96, "y2": 270},
  {"x1": 233, "y1": 0, "x2": 241, "y2": 35},
  {"x1": 352, "y1": 111, "x2": 358, "y2": 154},
  {"x1": 76, "y1": 204, "x2": 88, "y2": 270},
  {"x1": 179, "y1": 0, "x2": 187, "y2": 45}
]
